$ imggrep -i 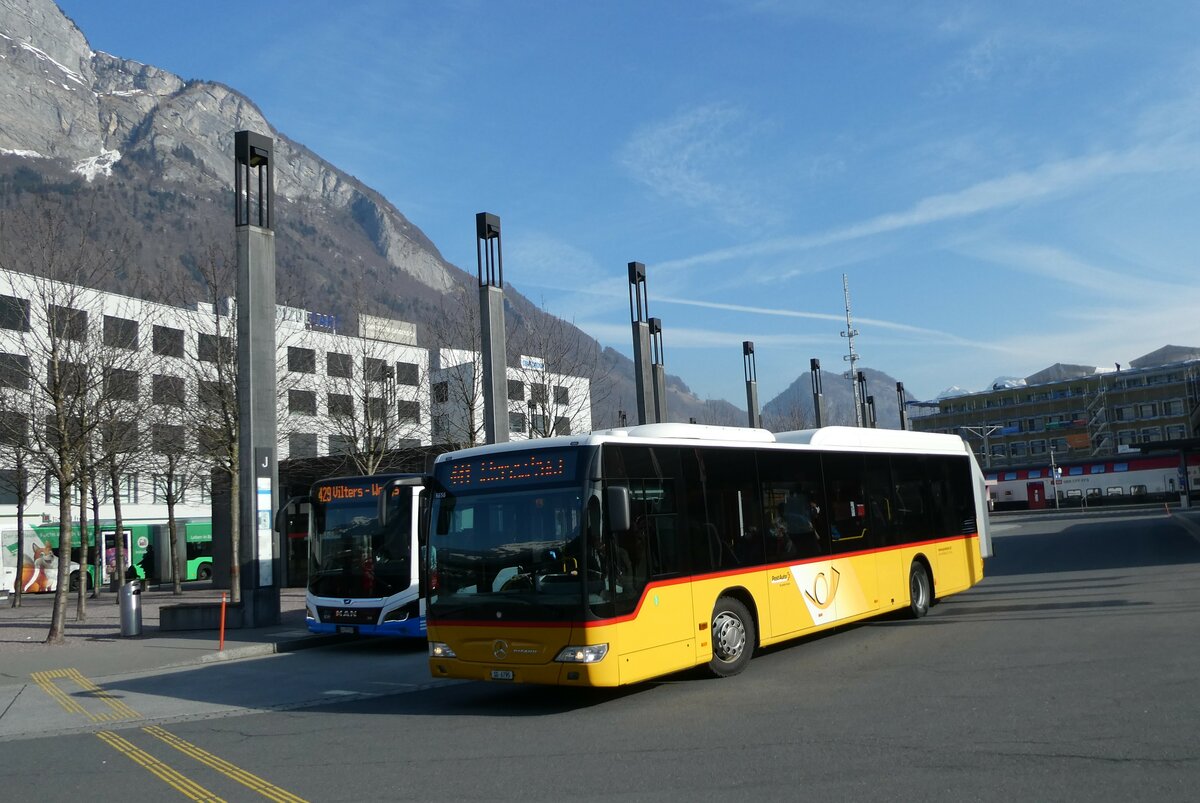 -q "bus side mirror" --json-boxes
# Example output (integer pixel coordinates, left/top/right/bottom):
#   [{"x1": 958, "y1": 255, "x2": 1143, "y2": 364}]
[
  {"x1": 606, "y1": 486, "x2": 632, "y2": 532},
  {"x1": 275, "y1": 495, "x2": 310, "y2": 534}
]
